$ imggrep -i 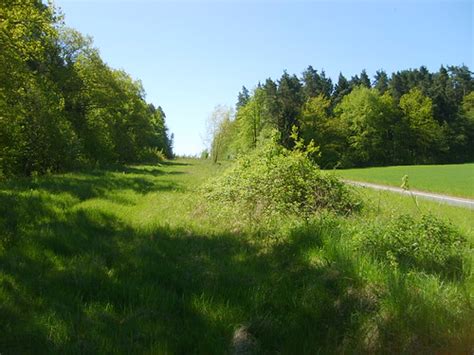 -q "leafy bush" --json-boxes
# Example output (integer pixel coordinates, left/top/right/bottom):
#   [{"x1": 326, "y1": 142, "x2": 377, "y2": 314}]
[
  {"x1": 359, "y1": 214, "x2": 468, "y2": 278},
  {"x1": 202, "y1": 134, "x2": 359, "y2": 222},
  {"x1": 200, "y1": 149, "x2": 209, "y2": 159},
  {"x1": 138, "y1": 147, "x2": 166, "y2": 163}
]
